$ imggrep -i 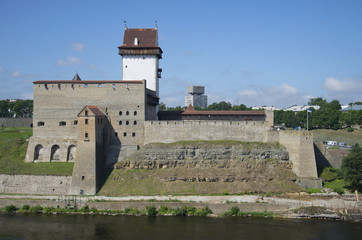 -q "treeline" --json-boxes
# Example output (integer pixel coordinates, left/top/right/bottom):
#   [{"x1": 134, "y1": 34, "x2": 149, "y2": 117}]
[
  {"x1": 0, "y1": 100, "x2": 33, "y2": 118},
  {"x1": 275, "y1": 98, "x2": 362, "y2": 130},
  {"x1": 159, "y1": 101, "x2": 252, "y2": 111}
]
